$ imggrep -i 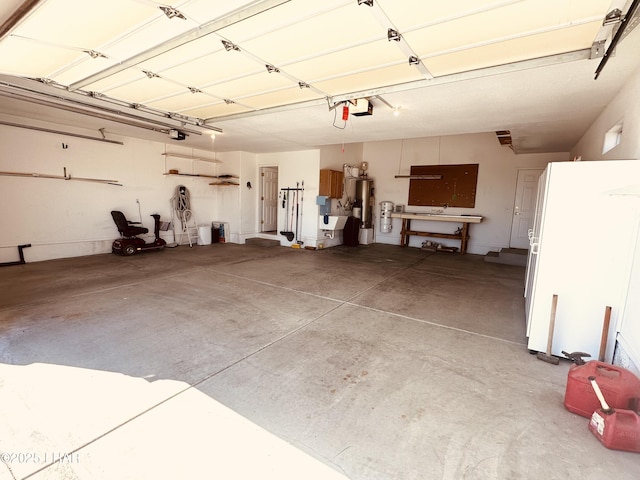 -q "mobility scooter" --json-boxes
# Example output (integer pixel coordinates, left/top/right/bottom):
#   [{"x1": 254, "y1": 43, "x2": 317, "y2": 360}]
[{"x1": 111, "y1": 210, "x2": 166, "y2": 256}]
